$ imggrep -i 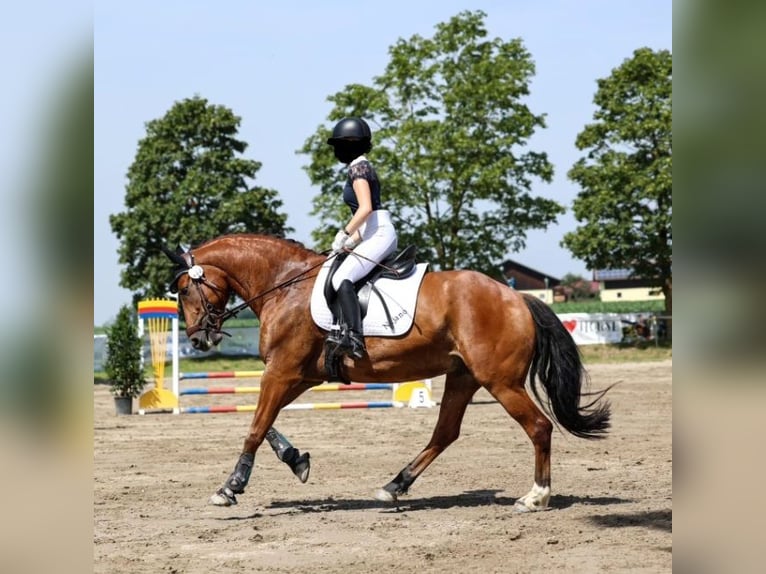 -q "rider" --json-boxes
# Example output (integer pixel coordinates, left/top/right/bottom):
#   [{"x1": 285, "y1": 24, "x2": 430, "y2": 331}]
[{"x1": 327, "y1": 117, "x2": 398, "y2": 359}]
